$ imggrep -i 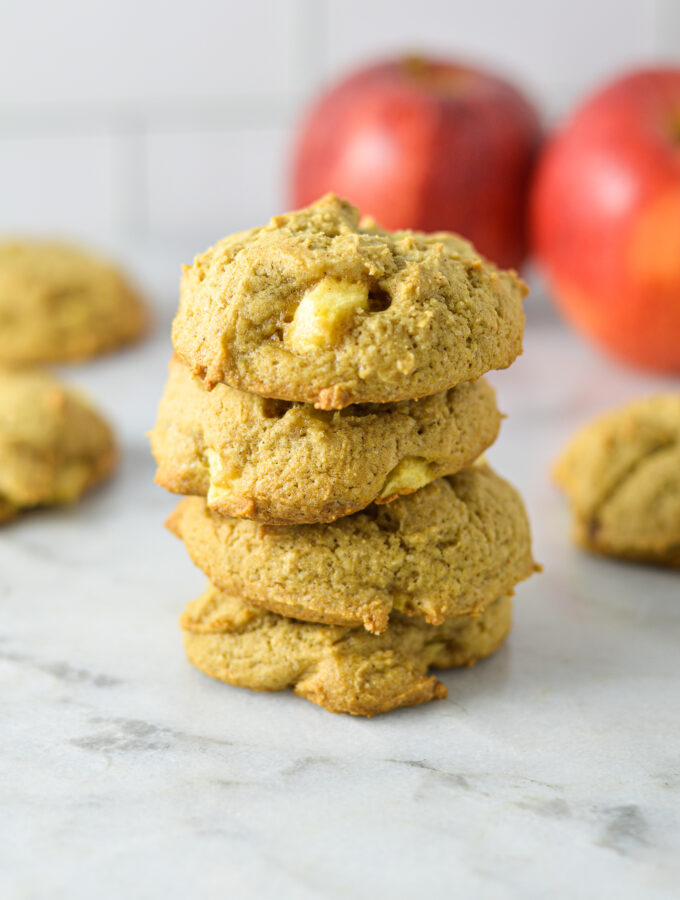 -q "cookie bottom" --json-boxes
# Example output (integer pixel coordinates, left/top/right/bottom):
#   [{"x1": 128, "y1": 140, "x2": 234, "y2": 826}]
[
  {"x1": 574, "y1": 523, "x2": 680, "y2": 569},
  {"x1": 181, "y1": 586, "x2": 512, "y2": 717},
  {"x1": 0, "y1": 496, "x2": 17, "y2": 523},
  {"x1": 0, "y1": 447, "x2": 118, "y2": 525}
]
